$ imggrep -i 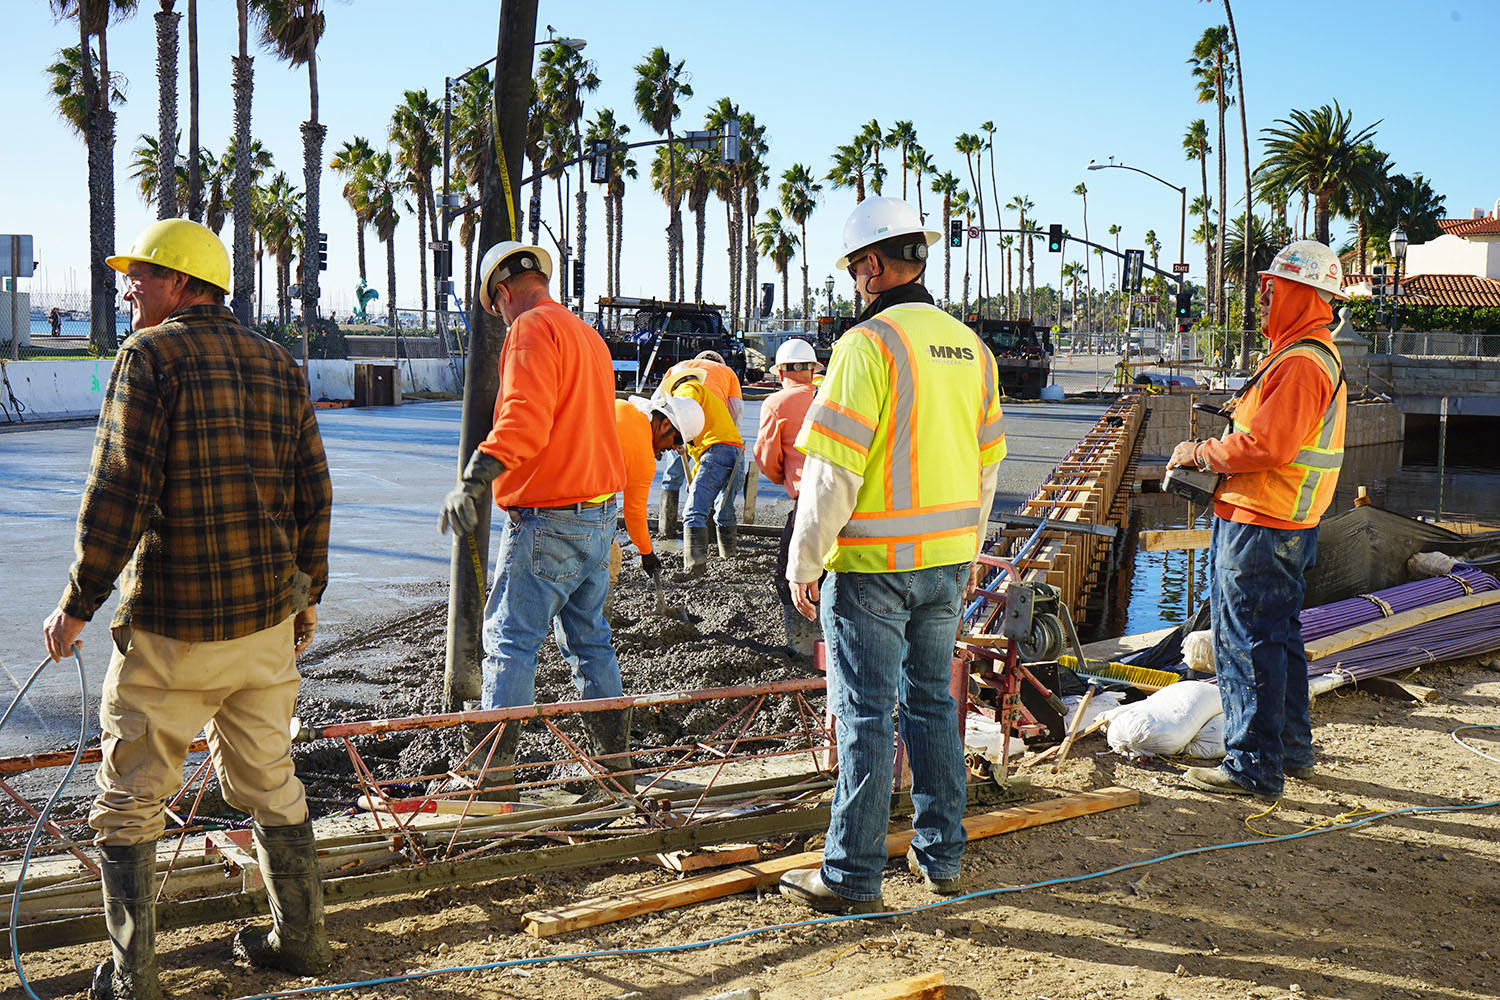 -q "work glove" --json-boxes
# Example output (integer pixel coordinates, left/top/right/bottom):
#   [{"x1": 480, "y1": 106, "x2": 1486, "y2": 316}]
[
  {"x1": 438, "y1": 451, "x2": 504, "y2": 535},
  {"x1": 640, "y1": 551, "x2": 662, "y2": 577}
]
